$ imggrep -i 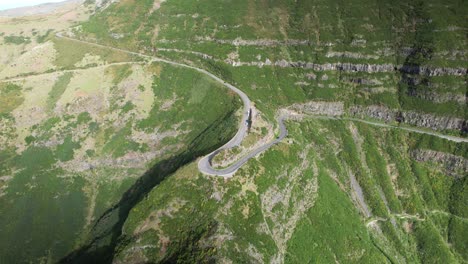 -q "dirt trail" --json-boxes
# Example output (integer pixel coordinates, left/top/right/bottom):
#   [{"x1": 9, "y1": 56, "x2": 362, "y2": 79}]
[{"x1": 22, "y1": 33, "x2": 468, "y2": 177}]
